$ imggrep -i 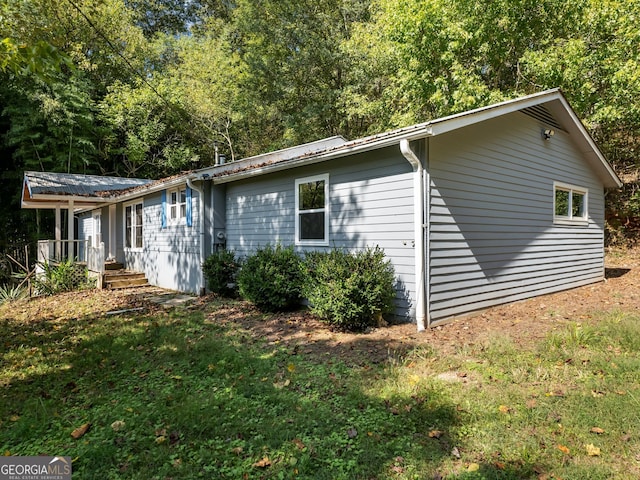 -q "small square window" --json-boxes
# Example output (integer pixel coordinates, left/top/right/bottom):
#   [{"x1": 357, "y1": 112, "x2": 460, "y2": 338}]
[
  {"x1": 295, "y1": 174, "x2": 329, "y2": 245},
  {"x1": 553, "y1": 183, "x2": 588, "y2": 225}
]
